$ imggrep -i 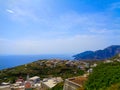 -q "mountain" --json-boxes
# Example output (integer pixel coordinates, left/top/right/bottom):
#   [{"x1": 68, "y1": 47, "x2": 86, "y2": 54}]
[{"x1": 73, "y1": 45, "x2": 120, "y2": 60}]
